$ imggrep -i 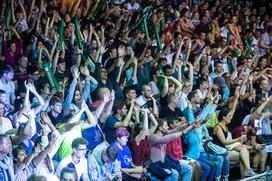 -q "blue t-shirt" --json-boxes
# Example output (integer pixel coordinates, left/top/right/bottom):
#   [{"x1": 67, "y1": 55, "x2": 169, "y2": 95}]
[
  {"x1": 111, "y1": 142, "x2": 133, "y2": 168},
  {"x1": 103, "y1": 116, "x2": 118, "y2": 144},
  {"x1": 82, "y1": 124, "x2": 103, "y2": 150}
]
